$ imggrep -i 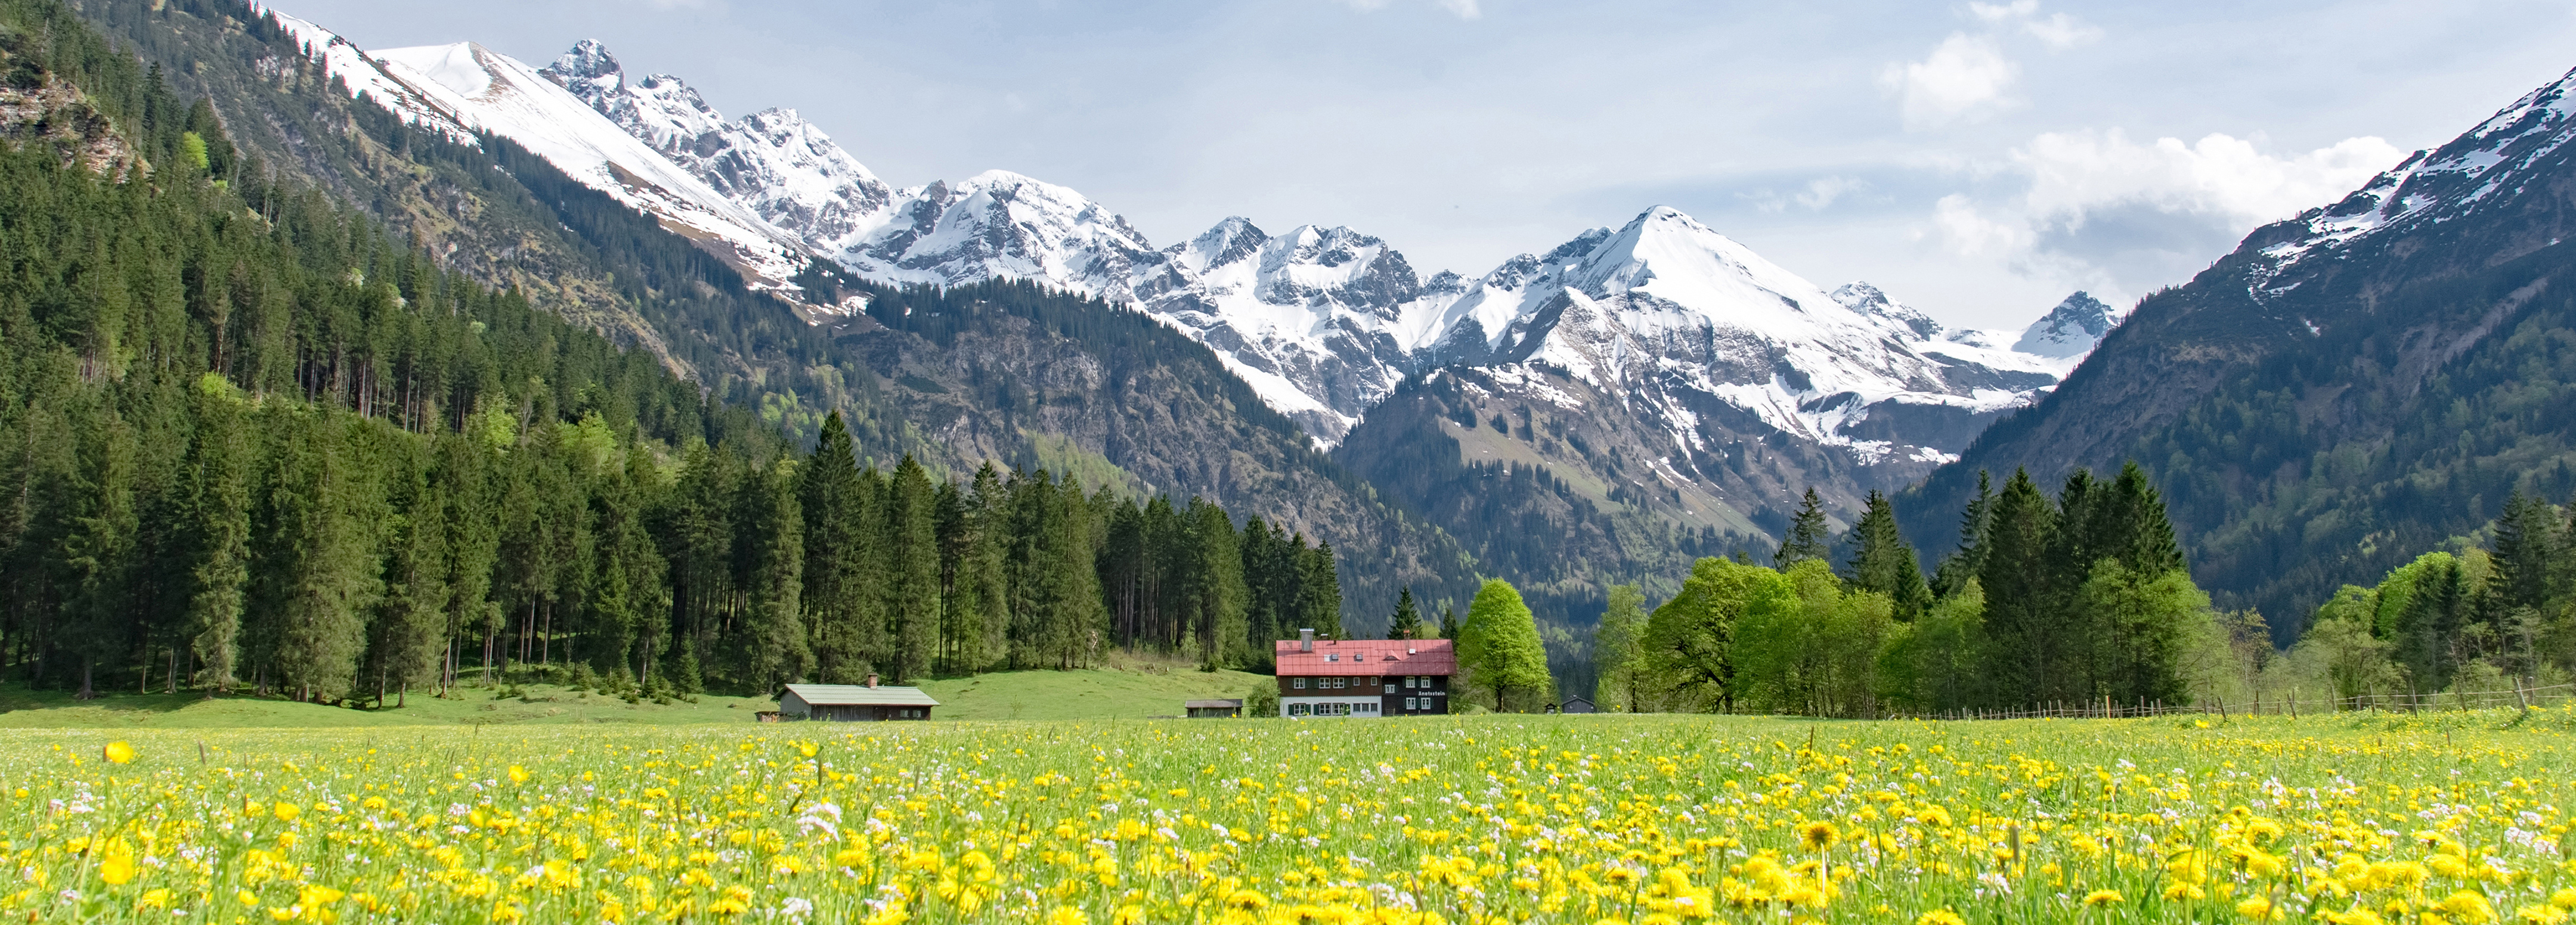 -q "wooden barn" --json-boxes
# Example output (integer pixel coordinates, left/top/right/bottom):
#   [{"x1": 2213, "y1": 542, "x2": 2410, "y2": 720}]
[
  {"x1": 1184, "y1": 699, "x2": 1243, "y2": 718},
  {"x1": 778, "y1": 678, "x2": 939, "y2": 721}
]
